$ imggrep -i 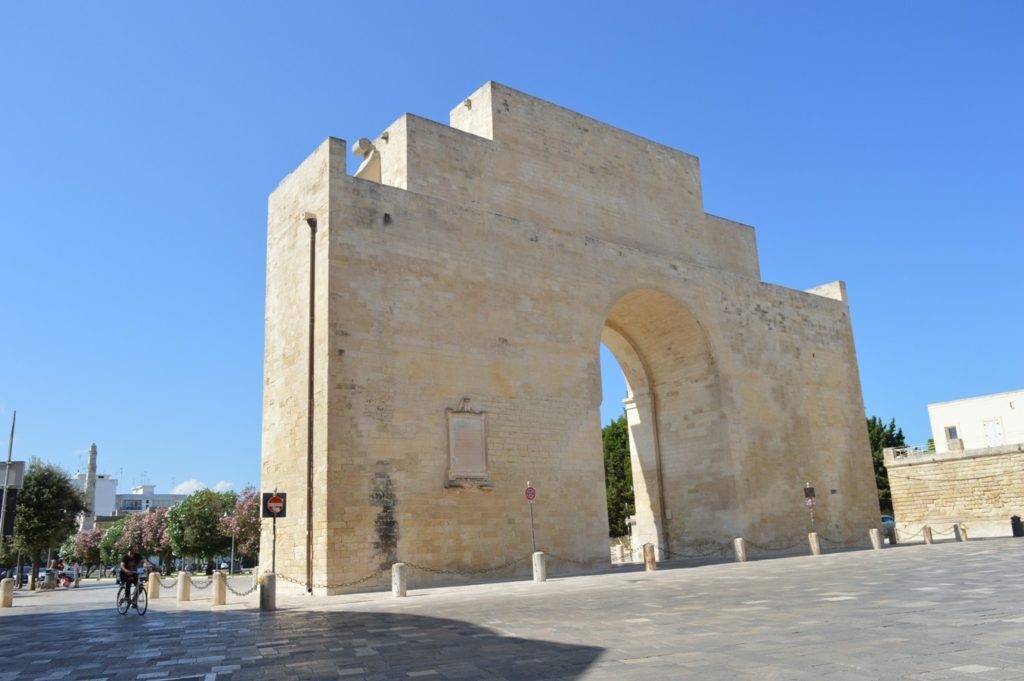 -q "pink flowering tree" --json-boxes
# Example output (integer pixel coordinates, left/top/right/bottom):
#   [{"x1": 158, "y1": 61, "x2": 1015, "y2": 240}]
[
  {"x1": 115, "y1": 508, "x2": 173, "y2": 570},
  {"x1": 220, "y1": 486, "x2": 260, "y2": 563},
  {"x1": 59, "y1": 527, "x2": 105, "y2": 576},
  {"x1": 140, "y1": 507, "x2": 173, "y2": 569},
  {"x1": 119, "y1": 513, "x2": 147, "y2": 555}
]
